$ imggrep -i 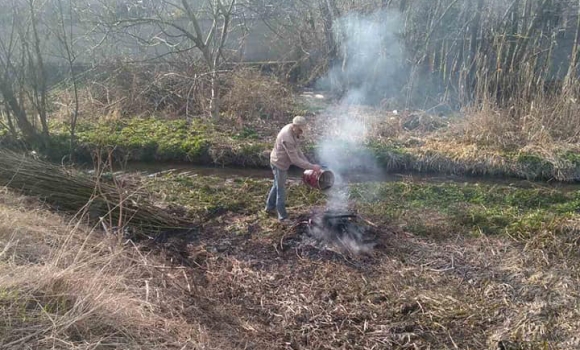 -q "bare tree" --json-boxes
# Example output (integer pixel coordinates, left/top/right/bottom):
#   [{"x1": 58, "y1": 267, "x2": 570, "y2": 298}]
[
  {"x1": 52, "y1": 0, "x2": 81, "y2": 157},
  {"x1": 28, "y1": 0, "x2": 49, "y2": 142},
  {"x1": 90, "y1": 0, "x2": 238, "y2": 118},
  {"x1": 0, "y1": 99, "x2": 18, "y2": 138},
  {"x1": 0, "y1": 0, "x2": 50, "y2": 148}
]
